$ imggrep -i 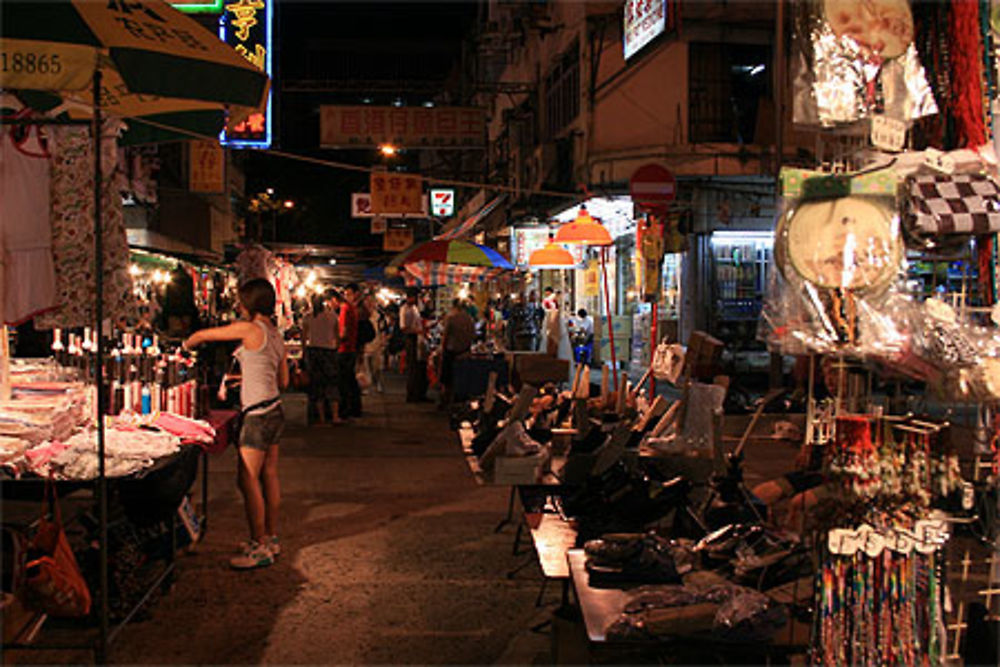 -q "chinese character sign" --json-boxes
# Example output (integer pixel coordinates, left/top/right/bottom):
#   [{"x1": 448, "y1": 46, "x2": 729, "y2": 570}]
[
  {"x1": 352, "y1": 192, "x2": 428, "y2": 218},
  {"x1": 624, "y1": 0, "x2": 676, "y2": 61},
  {"x1": 370, "y1": 173, "x2": 424, "y2": 215},
  {"x1": 222, "y1": 0, "x2": 271, "y2": 147},
  {"x1": 320, "y1": 106, "x2": 485, "y2": 148},
  {"x1": 189, "y1": 140, "x2": 225, "y2": 193},
  {"x1": 383, "y1": 226, "x2": 414, "y2": 252}
]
